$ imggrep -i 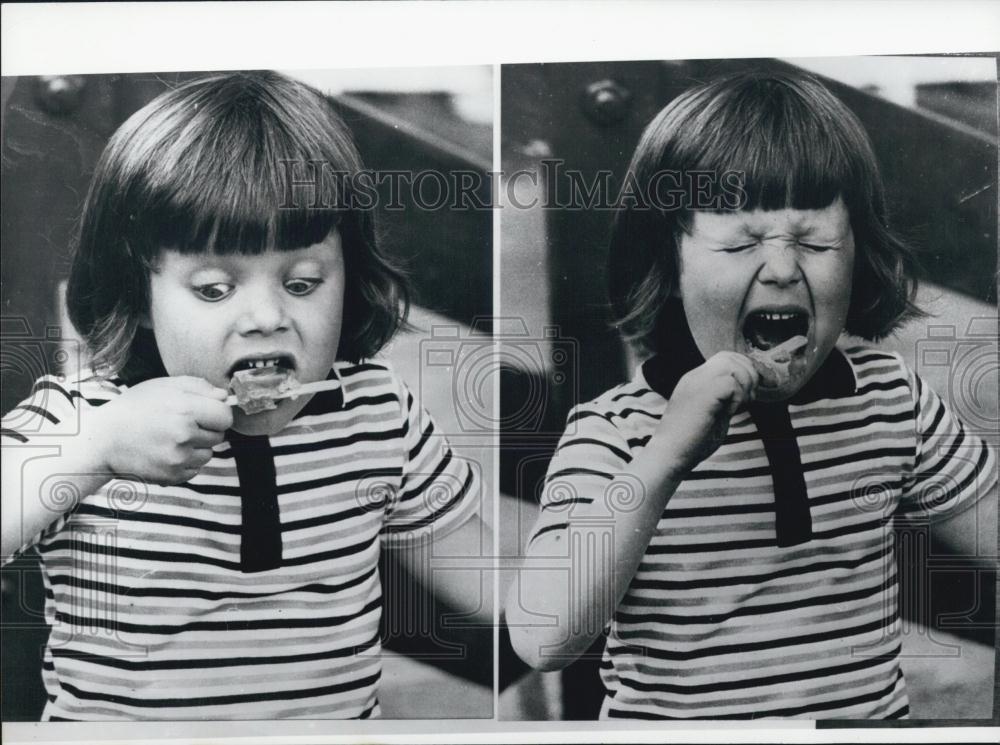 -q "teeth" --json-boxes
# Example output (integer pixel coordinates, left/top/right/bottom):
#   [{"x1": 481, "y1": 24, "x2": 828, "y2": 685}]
[
  {"x1": 759, "y1": 312, "x2": 798, "y2": 321},
  {"x1": 242, "y1": 358, "x2": 282, "y2": 370}
]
